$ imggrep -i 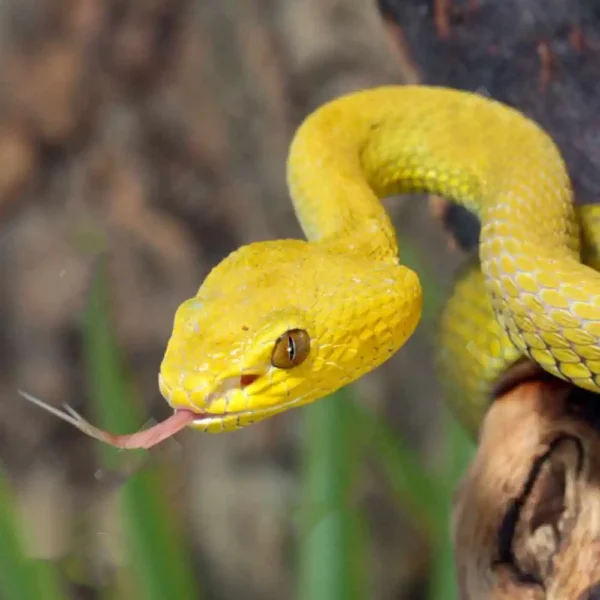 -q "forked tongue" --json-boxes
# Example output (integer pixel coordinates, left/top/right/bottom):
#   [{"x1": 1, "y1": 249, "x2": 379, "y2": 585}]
[{"x1": 18, "y1": 390, "x2": 197, "y2": 449}]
